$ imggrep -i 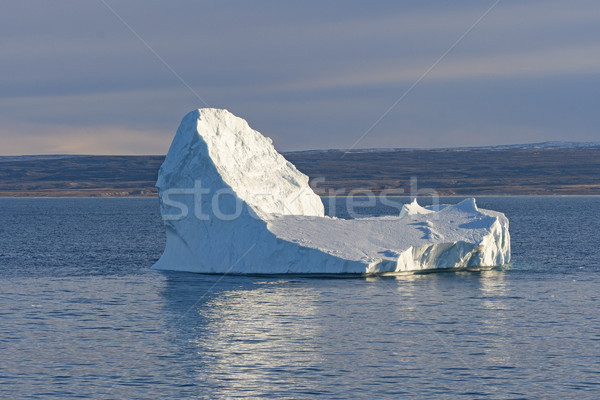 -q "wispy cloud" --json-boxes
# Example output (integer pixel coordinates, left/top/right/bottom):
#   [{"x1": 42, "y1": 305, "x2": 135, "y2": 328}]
[
  {"x1": 272, "y1": 43, "x2": 600, "y2": 92},
  {"x1": 0, "y1": 123, "x2": 170, "y2": 155}
]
